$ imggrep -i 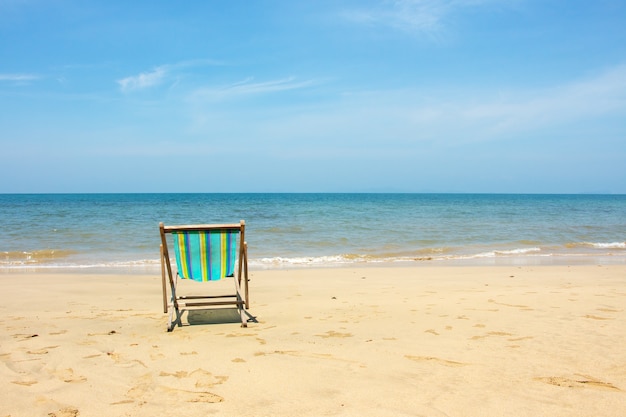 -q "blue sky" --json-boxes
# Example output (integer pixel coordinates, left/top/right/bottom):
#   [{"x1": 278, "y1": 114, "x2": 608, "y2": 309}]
[{"x1": 1, "y1": 0, "x2": 625, "y2": 193}]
